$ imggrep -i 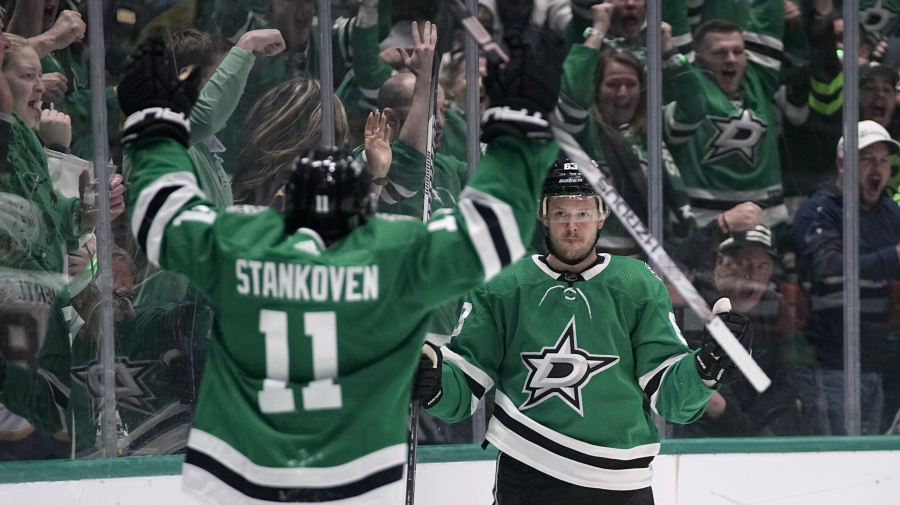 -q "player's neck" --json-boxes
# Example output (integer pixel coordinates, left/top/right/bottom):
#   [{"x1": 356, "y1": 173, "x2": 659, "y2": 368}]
[{"x1": 545, "y1": 251, "x2": 598, "y2": 274}]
